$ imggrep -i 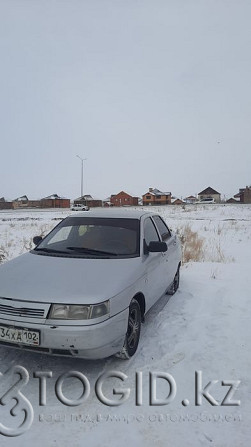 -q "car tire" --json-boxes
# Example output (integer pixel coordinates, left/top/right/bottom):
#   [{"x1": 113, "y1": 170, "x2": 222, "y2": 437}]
[
  {"x1": 115, "y1": 299, "x2": 141, "y2": 360},
  {"x1": 167, "y1": 265, "x2": 180, "y2": 295}
]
